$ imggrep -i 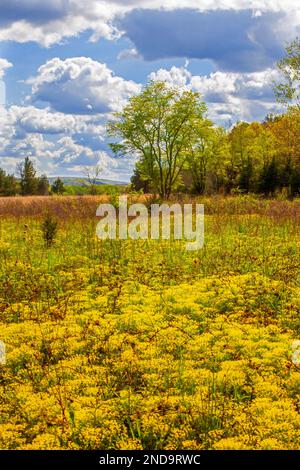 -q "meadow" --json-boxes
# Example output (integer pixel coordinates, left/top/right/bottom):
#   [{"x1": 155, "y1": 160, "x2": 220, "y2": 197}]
[{"x1": 1, "y1": 195, "x2": 300, "y2": 449}]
